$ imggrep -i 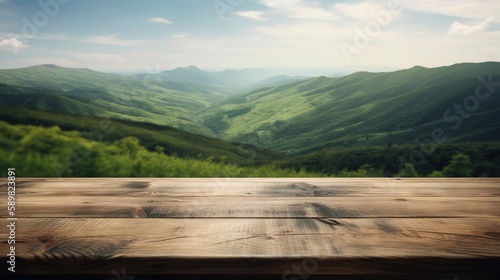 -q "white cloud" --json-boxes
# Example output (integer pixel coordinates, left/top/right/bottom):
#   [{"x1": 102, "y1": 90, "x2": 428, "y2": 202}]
[
  {"x1": 148, "y1": 17, "x2": 173, "y2": 24},
  {"x1": 260, "y1": 0, "x2": 337, "y2": 21},
  {"x1": 0, "y1": 37, "x2": 28, "y2": 53},
  {"x1": 235, "y1": 11, "x2": 267, "y2": 21},
  {"x1": 404, "y1": 0, "x2": 500, "y2": 23},
  {"x1": 448, "y1": 17, "x2": 494, "y2": 36},
  {"x1": 85, "y1": 35, "x2": 150, "y2": 46},
  {"x1": 3, "y1": 1, "x2": 498, "y2": 72}
]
